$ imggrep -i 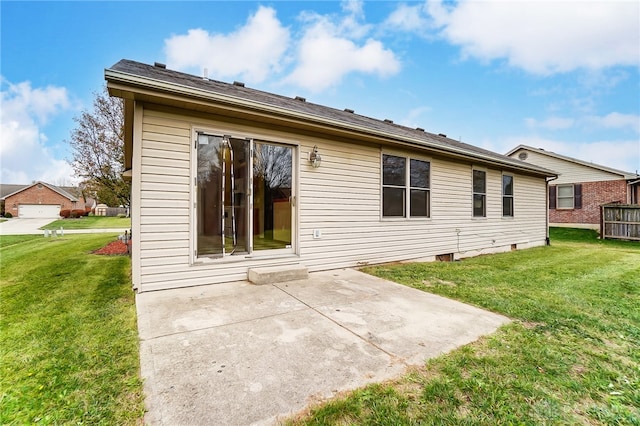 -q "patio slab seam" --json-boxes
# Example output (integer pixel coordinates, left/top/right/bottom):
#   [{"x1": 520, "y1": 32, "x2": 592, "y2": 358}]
[
  {"x1": 273, "y1": 282, "x2": 409, "y2": 368},
  {"x1": 139, "y1": 304, "x2": 314, "y2": 342}
]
